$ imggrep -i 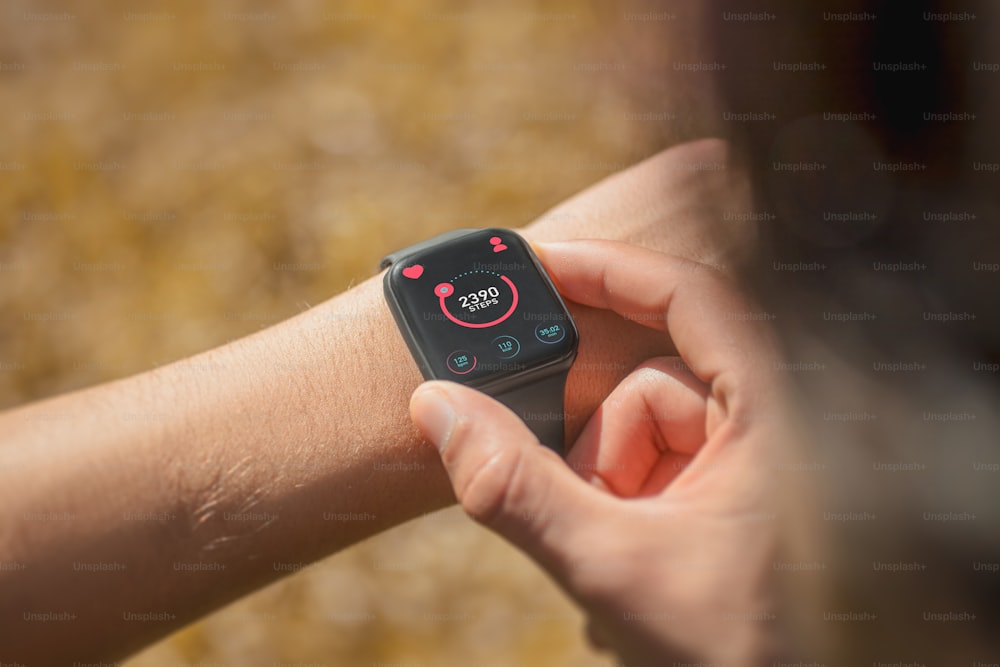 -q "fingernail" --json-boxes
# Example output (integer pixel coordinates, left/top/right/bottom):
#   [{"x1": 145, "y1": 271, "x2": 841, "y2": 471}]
[
  {"x1": 531, "y1": 241, "x2": 553, "y2": 260},
  {"x1": 533, "y1": 240, "x2": 568, "y2": 251},
  {"x1": 532, "y1": 241, "x2": 568, "y2": 267},
  {"x1": 411, "y1": 384, "x2": 456, "y2": 453}
]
